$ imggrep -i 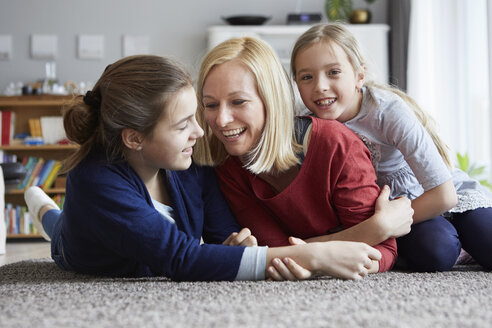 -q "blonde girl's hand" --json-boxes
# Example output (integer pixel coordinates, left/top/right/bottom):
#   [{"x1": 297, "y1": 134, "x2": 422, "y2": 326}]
[
  {"x1": 374, "y1": 185, "x2": 413, "y2": 239},
  {"x1": 312, "y1": 241, "x2": 381, "y2": 280},
  {"x1": 222, "y1": 228, "x2": 258, "y2": 246}
]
